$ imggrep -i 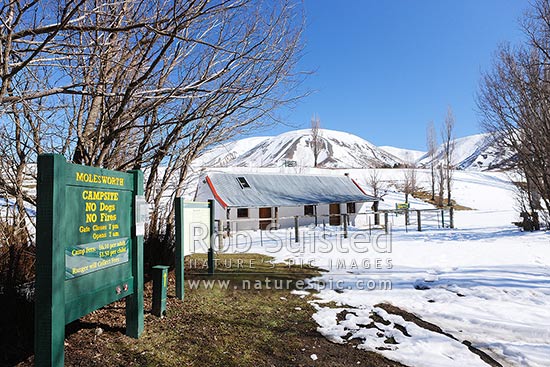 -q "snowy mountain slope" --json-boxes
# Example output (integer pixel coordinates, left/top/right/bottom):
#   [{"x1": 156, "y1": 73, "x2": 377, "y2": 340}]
[
  {"x1": 194, "y1": 136, "x2": 270, "y2": 167},
  {"x1": 417, "y1": 133, "x2": 515, "y2": 171},
  {"x1": 198, "y1": 129, "x2": 403, "y2": 169},
  {"x1": 197, "y1": 129, "x2": 514, "y2": 172},
  {"x1": 379, "y1": 146, "x2": 426, "y2": 165}
]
